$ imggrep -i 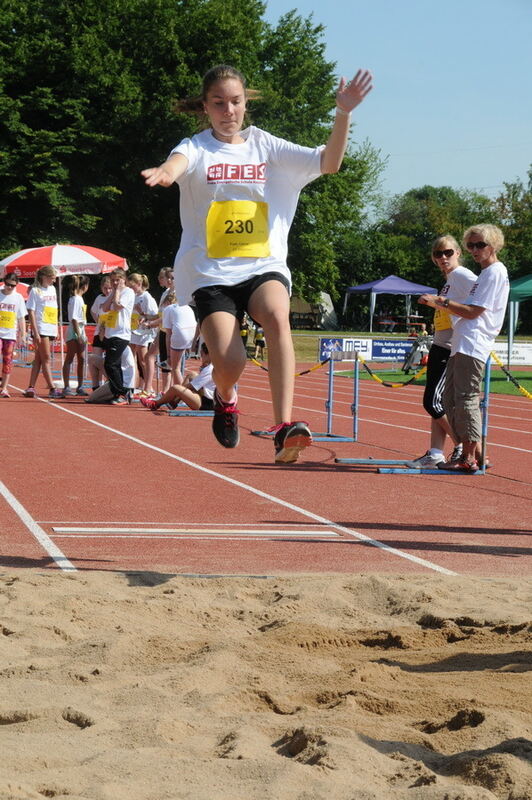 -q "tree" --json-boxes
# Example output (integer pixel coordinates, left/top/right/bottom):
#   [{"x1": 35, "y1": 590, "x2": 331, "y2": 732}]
[
  {"x1": 0, "y1": 0, "x2": 380, "y2": 300},
  {"x1": 493, "y1": 166, "x2": 532, "y2": 278}
]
